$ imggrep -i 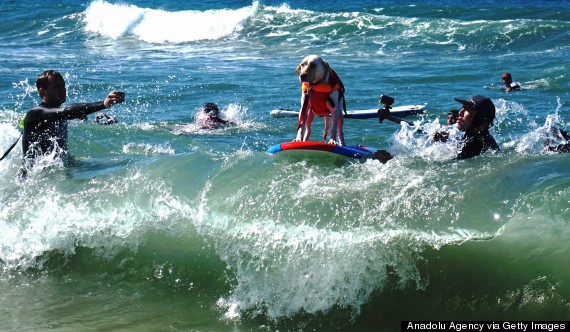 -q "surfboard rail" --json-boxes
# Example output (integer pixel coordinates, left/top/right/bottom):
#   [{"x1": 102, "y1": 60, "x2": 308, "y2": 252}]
[
  {"x1": 267, "y1": 141, "x2": 378, "y2": 159},
  {"x1": 270, "y1": 105, "x2": 426, "y2": 119}
]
